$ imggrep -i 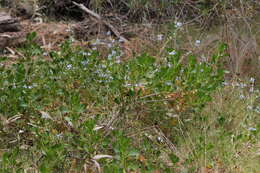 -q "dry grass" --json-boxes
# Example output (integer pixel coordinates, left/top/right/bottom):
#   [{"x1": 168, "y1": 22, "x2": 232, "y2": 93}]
[
  {"x1": 223, "y1": 11, "x2": 258, "y2": 77},
  {"x1": 175, "y1": 83, "x2": 260, "y2": 173}
]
